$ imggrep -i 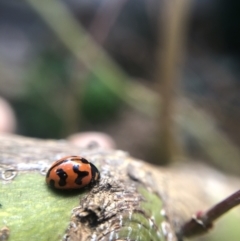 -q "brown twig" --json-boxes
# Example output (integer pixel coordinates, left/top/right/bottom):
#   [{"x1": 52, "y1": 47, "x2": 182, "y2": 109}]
[{"x1": 179, "y1": 189, "x2": 240, "y2": 238}]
